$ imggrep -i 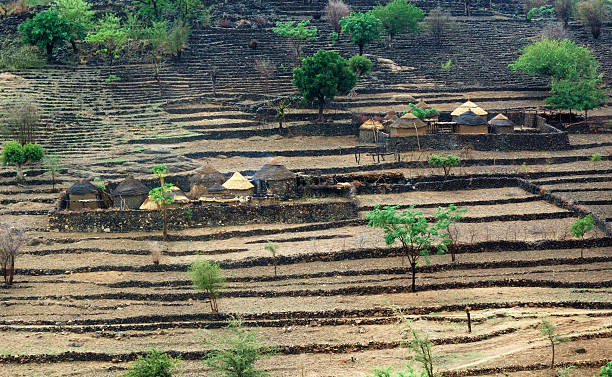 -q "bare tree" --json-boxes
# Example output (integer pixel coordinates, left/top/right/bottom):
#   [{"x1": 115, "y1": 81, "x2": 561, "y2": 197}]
[
  {"x1": 209, "y1": 66, "x2": 219, "y2": 97},
  {"x1": 0, "y1": 97, "x2": 41, "y2": 145},
  {"x1": 324, "y1": 0, "x2": 350, "y2": 34},
  {"x1": 538, "y1": 23, "x2": 570, "y2": 40},
  {"x1": 423, "y1": 7, "x2": 455, "y2": 47},
  {"x1": 555, "y1": 0, "x2": 576, "y2": 28},
  {"x1": 0, "y1": 222, "x2": 27, "y2": 287},
  {"x1": 254, "y1": 58, "x2": 276, "y2": 94},
  {"x1": 578, "y1": 0, "x2": 607, "y2": 39}
]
